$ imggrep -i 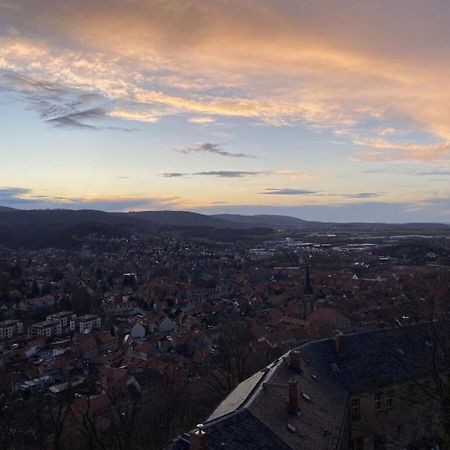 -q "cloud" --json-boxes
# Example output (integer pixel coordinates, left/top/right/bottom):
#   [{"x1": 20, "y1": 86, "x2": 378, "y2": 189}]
[
  {"x1": 163, "y1": 170, "x2": 264, "y2": 178},
  {"x1": 416, "y1": 168, "x2": 450, "y2": 176},
  {"x1": 260, "y1": 188, "x2": 318, "y2": 195},
  {"x1": 0, "y1": 186, "x2": 181, "y2": 211},
  {"x1": 188, "y1": 116, "x2": 216, "y2": 124},
  {"x1": 259, "y1": 189, "x2": 384, "y2": 198},
  {"x1": 162, "y1": 169, "x2": 312, "y2": 178},
  {"x1": 3, "y1": 1, "x2": 450, "y2": 161},
  {"x1": 46, "y1": 107, "x2": 107, "y2": 129},
  {"x1": 0, "y1": 70, "x2": 134, "y2": 130},
  {"x1": 352, "y1": 137, "x2": 450, "y2": 163},
  {"x1": 174, "y1": 142, "x2": 255, "y2": 158},
  {"x1": 0, "y1": 187, "x2": 32, "y2": 204},
  {"x1": 162, "y1": 173, "x2": 187, "y2": 178},
  {"x1": 344, "y1": 192, "x2": 383, "y2": 199}
]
